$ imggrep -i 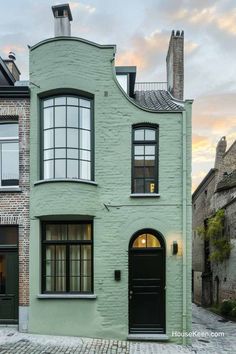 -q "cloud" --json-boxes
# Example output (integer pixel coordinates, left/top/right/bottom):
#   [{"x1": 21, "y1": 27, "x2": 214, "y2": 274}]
[
  {"x1": 116, "y1": 30, "x2": 198, "y2": 81},
  {"x1": 171, "y1": 5, "x2": 236, "y2": 37},
  {"x1": 1, "y1": 44, "x2": 26, "y2": 55},
  {"x1": 69, "y1": 2, "x2": 96, "y2": 13}
]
